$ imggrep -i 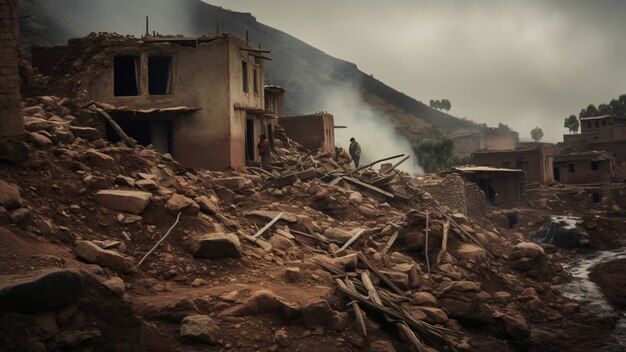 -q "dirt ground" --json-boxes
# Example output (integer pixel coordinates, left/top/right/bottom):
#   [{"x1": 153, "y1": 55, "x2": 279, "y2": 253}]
[{"x1": 589, "y1": 258, "x2": 626, "y2": 309}]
